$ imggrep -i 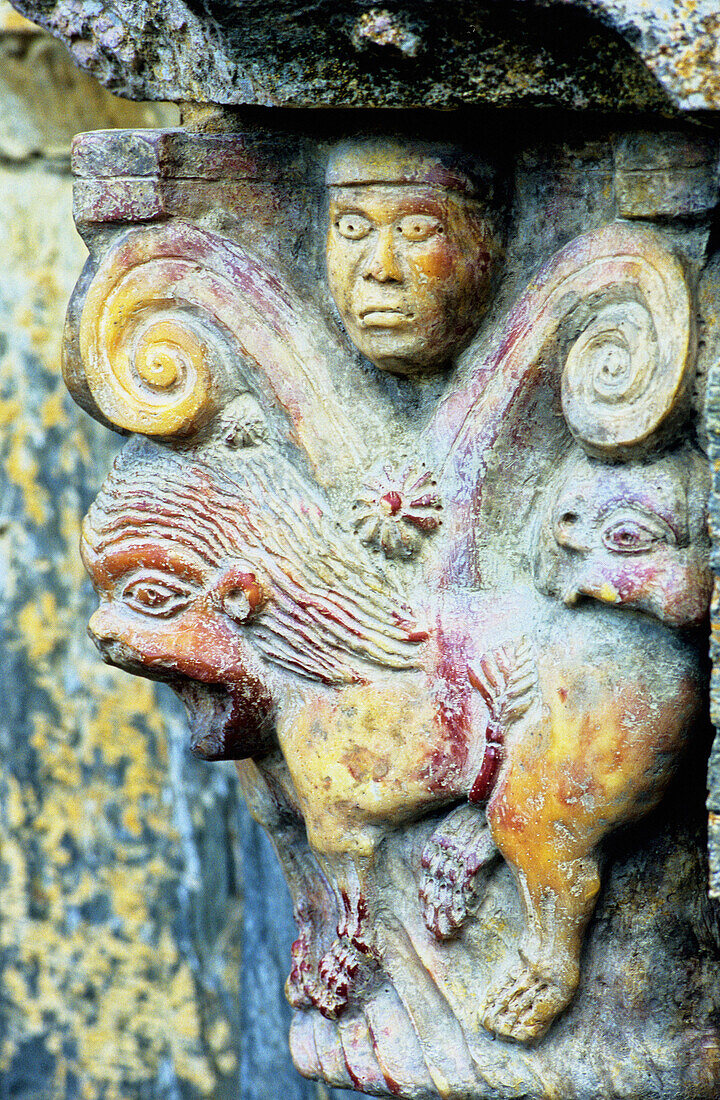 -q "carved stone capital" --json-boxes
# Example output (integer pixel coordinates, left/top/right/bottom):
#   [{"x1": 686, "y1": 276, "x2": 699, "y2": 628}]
[
  {"x1": 9, "y1": 3, "x2": 720, "y2": 1095},
  {"x1": 46, "y1": 118, "x2": 720, "y2": 1096}
]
